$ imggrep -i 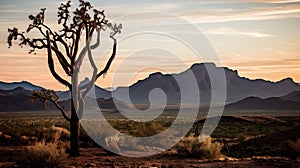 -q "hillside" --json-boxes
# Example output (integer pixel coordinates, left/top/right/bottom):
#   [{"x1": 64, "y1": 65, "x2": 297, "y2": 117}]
[
  {"x1": 225, "y1": 96, "x2": 300, "y2": 111},
  {"x1": 280, "y1": 90, "x2": 300, "y2": 103}
]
